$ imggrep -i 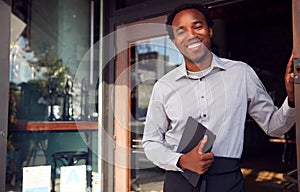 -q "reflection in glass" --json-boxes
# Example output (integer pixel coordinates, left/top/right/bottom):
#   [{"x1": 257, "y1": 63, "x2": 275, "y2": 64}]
[
  {"x1": 130, "y1": 36, "x2": 182, "y2": 192},
  {"x1": 7, "y1": 0, "x2": 99, "y2": 191}
]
